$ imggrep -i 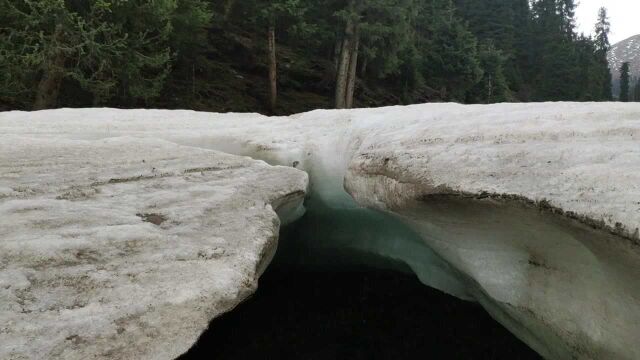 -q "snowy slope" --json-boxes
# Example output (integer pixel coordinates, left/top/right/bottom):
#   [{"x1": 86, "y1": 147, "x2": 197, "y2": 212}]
[
  {"x1": 1, "y1": 103, "x2": 640, "y2": 359},
  {"x1": 608, "y1": 34, "x2": 640, "y2": 91}
]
